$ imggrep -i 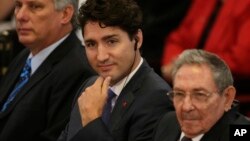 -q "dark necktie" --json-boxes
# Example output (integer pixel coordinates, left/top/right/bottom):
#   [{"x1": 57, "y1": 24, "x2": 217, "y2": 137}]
[
  {"x1": 181, "y1": 136, "x2": 192, "y2": 141},
  {"x1": 1, "y1": 58, "x2": 31, "y2": 112},
  {"x1": 102, "y1": 89, "x2": 116, "y2": 125}
]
